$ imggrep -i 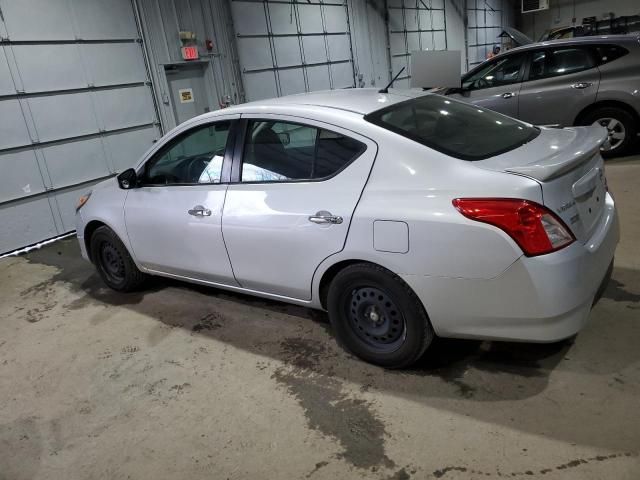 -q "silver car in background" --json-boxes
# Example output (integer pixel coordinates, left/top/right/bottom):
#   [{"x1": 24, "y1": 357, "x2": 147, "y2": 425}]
[{"x1": 445, "y1": 35, "x2": 640, "y2": 157}]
